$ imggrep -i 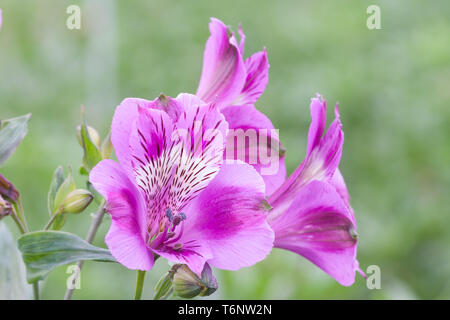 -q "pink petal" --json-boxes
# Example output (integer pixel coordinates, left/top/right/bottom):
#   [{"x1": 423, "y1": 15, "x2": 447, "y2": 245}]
[
  {"x1": 196, "y1": 18, "x2": 246, "y2": 108},
  {"x1": 111, "y1": 98, "x2": 152, "y2": 166},
  {"x1": 233, "y1": 49, "x2": 269, "y2": 106},
  {"x1": 152, "y1": 241, "x2": 213, "y2": 276},
  {"x1": 222, "y1": 105, "x2": 286, "y2": 195},
  {"x1": 183, "y1": 162, "x2": 274, "y2": 271},
  {"x1": 89, "y1": 160, "x2": 154, "y2": 270},
  {"x1": 105, "y1": 222, "x2": 154, "y2": 270},
  {"x1": 89, "y1": 159, "x2": 147, "y2": 238},
  {"x1": 331, "y1": 168, "x2": 355, "y2": 223},
  {"x1": 269, "y1": 180, "x2": 358, "y2": 286},
  {"x1": 269, "y1": 95, "x2": 343, "y2": 207},
  {"x1": 238, "y1": 23, "x2": 246, "y2": 55},
  {"x1": 306, "y1": 94, "x2": 327, "y2": 156}
]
